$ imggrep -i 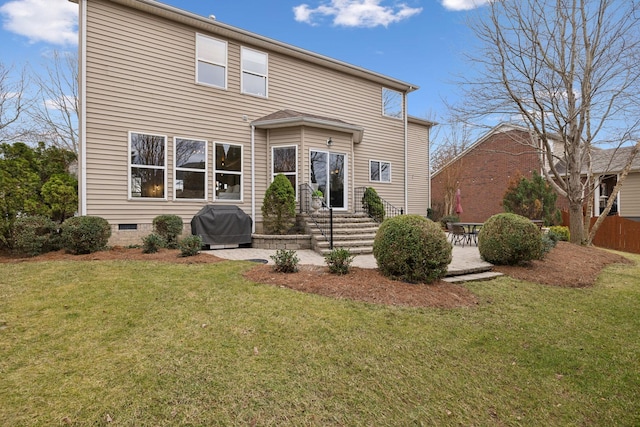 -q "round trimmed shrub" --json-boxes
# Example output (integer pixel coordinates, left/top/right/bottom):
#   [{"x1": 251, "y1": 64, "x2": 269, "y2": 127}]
[
  {"x1": 548, "y1": 225, "x2": 570, "y2": 242},
  {"x1": 11, "y1": 215, "x2": 60, "y2": 256},
  {"x1": 373, "y1": 214, "x2": 452, "y2": 284},
  {"x1": 60, "y1": 216, "x2": 111, "y2": 255},
  {"x1": 478, "y1": 213, "x2": 543, "y2": 265},
  {"x1": 152, "y1": 214, "x2": 183, "y2": 249}
]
